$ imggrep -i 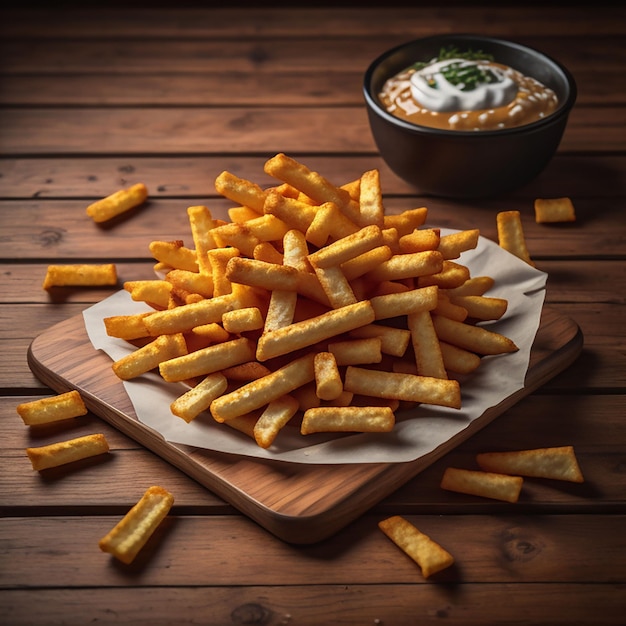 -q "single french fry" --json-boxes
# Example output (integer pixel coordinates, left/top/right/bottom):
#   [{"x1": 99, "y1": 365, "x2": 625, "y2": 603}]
[
  {"x1": 328, "y1": 337, "x2": 382, "y2": 366},
  {"x1": 215, "y1": 170, "x2": 268, "y2": 213},
  {"x1": 187, "y1": 205, "x2": 217, "y2": 274},
  {"x1": 143, "y1": 294, "x2": 238, "y2": 336},
  {"x1": 398, "y1": 228, "x2": 441, "y2": 253},
  {"x1": 229, "y1": 205, "x2": 263, "y2": 222},
  {"x1": 191, "y1": 322, "x2": 230, "y2": 343},
  {"x1": 256, "y1": 300, "x2": 375, "y2": 361},
  {"x1": 445, "y1": 276, "x2": 495, "y2": 297},
  {"x1": 301, "y1": 405, "x2": 395, "y2": 434},
  {"x1": 437, "y1": 229, "x2": 480, "y2": 259},
  {"x1": 104, "y1": 312, "x2": 152, "y2": 340},
  {"x1": 98, "y1": 485, "x2": 174, "y2": 564},
  {"x1": 344, "y1": 367, "x2": 461, "y2": 409},
  {"x1": 534, "y1": 197, "x2": 576, "y2": 223},
  {"x1": 313, "y1": 264, "x2": 358, "y2": 308},
  {"x1": 43, "y1": 264, "x2": 117, "y2": 290},
  {"x1": 448, "y1": 295, "x2": 508, "y2": 321},
  {"x1": 207, "y1": 247, "x2": 239, "y2": 297},
  {"x1": 308, "y1": 224, "x2": 384, "y2": 269},
  {"x1": 124, "y1": 279, "x2": 173, "y2": 309},
  {"x1": 432, "y1": 292, "x2": 468, "y2": 322},
  {"x1": 476, "y1": 446, "x2": 584, "y2": 483},
  {"x1": 441, "y1": 467, "x2": 523, "y2": 503},
  {"x1": 221, "y1": 361, "x2": 272, "y2": 381},
  {"x1": 305, "y1": 201, "x2": 337, "y2": 247},
  {"x1": 166, "y1": 269, "x2": 213, "y2": 299},
  {"x1": 383, "y1": 207, "x2": 428, "y2": 237},
  {"x1": 370, "y1": 285, "x2": 438, "y2": 320},
  {"x1": 341, "y1": 245, "x2": 393, "y2": 281},
  {"x1": 253, "y1": 395, "x2": 300, "y2": 448},
  {"x1": 348, "y1": 323, "x2": 411, "y2": 357},
  {"x1": 378, "y1": 515, "x2": 454, "y2": 578},
  {"x1": 497, "y1": 210, "x2": 535, "y2": 266},
  {"x1": 357, "y1": 168, "x2": 384, "y2": 227},
  {"x1": 112, "y1": 333, "x2": 188, "y2": 380},
  {"x1": 226, "y1": 256, "x2": 300, "y2": 291},
  {"x1": 314, "y1": 352, "x2": 343, "y2": 400},
  {"x1": 222, "y1": 307, "x2": 264, "y2": 334},
  {"x1": 253, "y1": 241, "x2": 284, "y2": 265},
  {"x1": 26, "y1": 433, "x2": 109, "y2": 471},
  {"x1": 149, "y1": 240, "x2": 198, "y2": 272},
  {"x1": 159, "y1": 336, "x2": 256, "y2": 382},
  {"x1": 418, "y1": 260, "x2": 470, "y2": 289},
  {"x1": 211, "y1": 352, "x2": 316, "y2": 422},
  {"x1": 408, "y1": 310, "x2": 447, "y2": 379},
  {"x1": 17, "y1": 390, "x2": 87, "y2": 426},
  {"x1": 170, "y1": 373, "x2": 228, "y2": 423},
  {"x1": 366, "y1": 250, "x2": 443, "y2": 282},
  {"x1": 432, "y1": 314, "x2": 518, "y2": 355},
  {"x1": 439, "y1": 341, "x2": 482, "y2": 375},
  {"x1": 211, "y1": 222, "x2": 261, "y2": 257},
  {"x1": 86, "y1": 183, "x2": 148, "y2": 223}
]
